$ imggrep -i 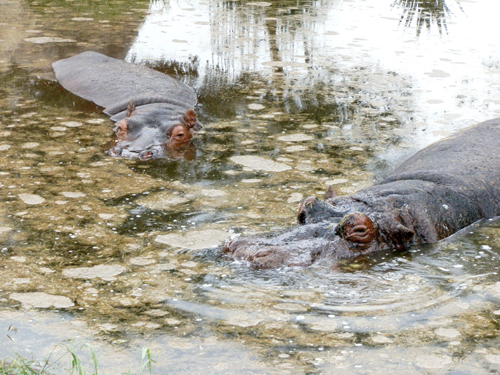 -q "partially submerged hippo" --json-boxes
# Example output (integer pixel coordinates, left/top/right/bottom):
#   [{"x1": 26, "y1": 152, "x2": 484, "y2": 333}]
[
  {"x1": 223, "y1": 119, "x2": 500, "y2": 268},
  {"x1": 52, "y1": 51, "x2": 202, "y2": 159}
]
